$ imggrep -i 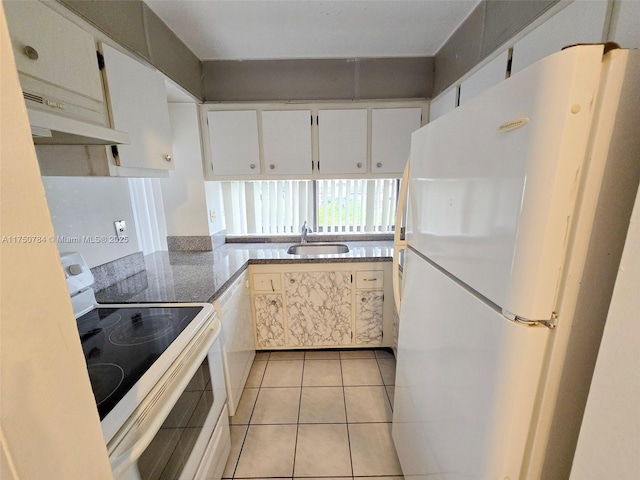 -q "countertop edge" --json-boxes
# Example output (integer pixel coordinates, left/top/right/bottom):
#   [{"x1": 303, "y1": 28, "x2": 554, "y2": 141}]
[{"x1": 205, "y1": 255, "x2": 392, "y2": 304}]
